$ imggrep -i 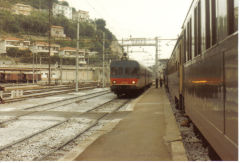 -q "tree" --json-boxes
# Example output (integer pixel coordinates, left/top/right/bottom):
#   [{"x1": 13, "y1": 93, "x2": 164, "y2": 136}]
[
  {"x1": 95, "y1": 19, "x2": 106, "y2": 31},
  {"x1": 61, "y1": 1, "x2": 69, "y2": 6}
]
